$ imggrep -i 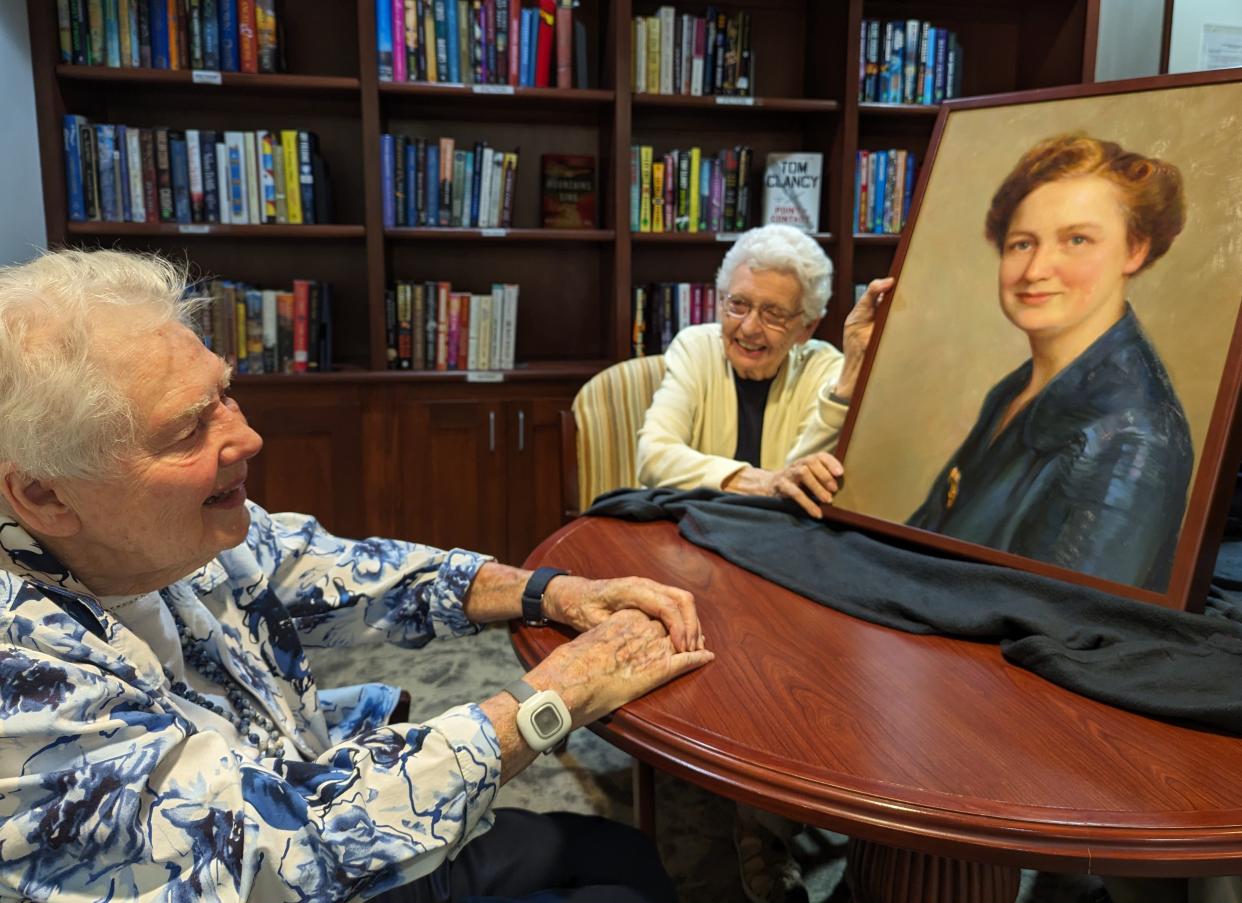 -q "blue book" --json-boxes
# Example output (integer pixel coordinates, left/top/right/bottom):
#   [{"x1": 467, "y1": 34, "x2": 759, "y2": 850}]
[
  {"x1": 872, "y1": 150, "x2": 887, "y2": 233},
  {"x1": 95, "y1": 125, "x2": 118, "y2": 221},
  {"x1": 63, "y1": 115, "x2": 87, "y2": 222},
  {"x1": 698, "y1": 158, "x2": 711, "y2": 231},
  {"x1": 127, "y1": 0, "x2": 140, "y2": 65},
  {"x1": 933, "y1": 28, "x2": 949, "y2": 102},
  {"x1": 202, "y1": 0, "x2": 220, "y2": 69},
  {"x1": 150, "y1": 0, "x2": 170, "y2": 69},
  {"x1": 425, "y1": 143, "x2": 440, "y2": 227},
  {"x1": 297, "y1": 131, "x2": 317, "y2": 225},
  {"x1": 902, "y1": 151, "x2": 916, "y2": 224},
  {"x1": 104, "y1": 0, "x2": 121, "y2": 67},
  {"x1": 518, "y1": 9, "x2": 534, "y2": 87},
  {"x1": 432, "y1": 0, "x2": 448, "y2": 83},
  {"x1": 469, "y1": 142, "x2": 484, "y2": 227},
  {"x1": 375, "y1": 0, "x2": 393, "y2": 80},
  {"x1": 461, "y1": 149, "x2": 474, "y2": 226},
  {"x1": 169, "y1": 132, "x2": 192, "y2": 224},
  {"x1": 444, "y1": 0, "x2": 460, "y2": 83},
  {"x1": 116, "y1": 125, "x2": 132, "y2": 222},
  {"x1": 201, "y1": 129, "x2": 220, "y2": 222},
  {"x1": 853, "y1": 153, "x2": 863, "y2": 233},
  {"x1": 921, "y1": 27, "x2": 936, "y2": 104},
  {"x1": 527, "y1": 8, "x2": 540, "y2": 86},
  {"x1": 218, "y1": 0, "x2": 240, "y2": 71},
  {"x1": 381, "y1": 133, "x2": 395, "y2": 226},
  {"x1": 404, "y1": 140, "x2": 418, "y2": 226}
]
